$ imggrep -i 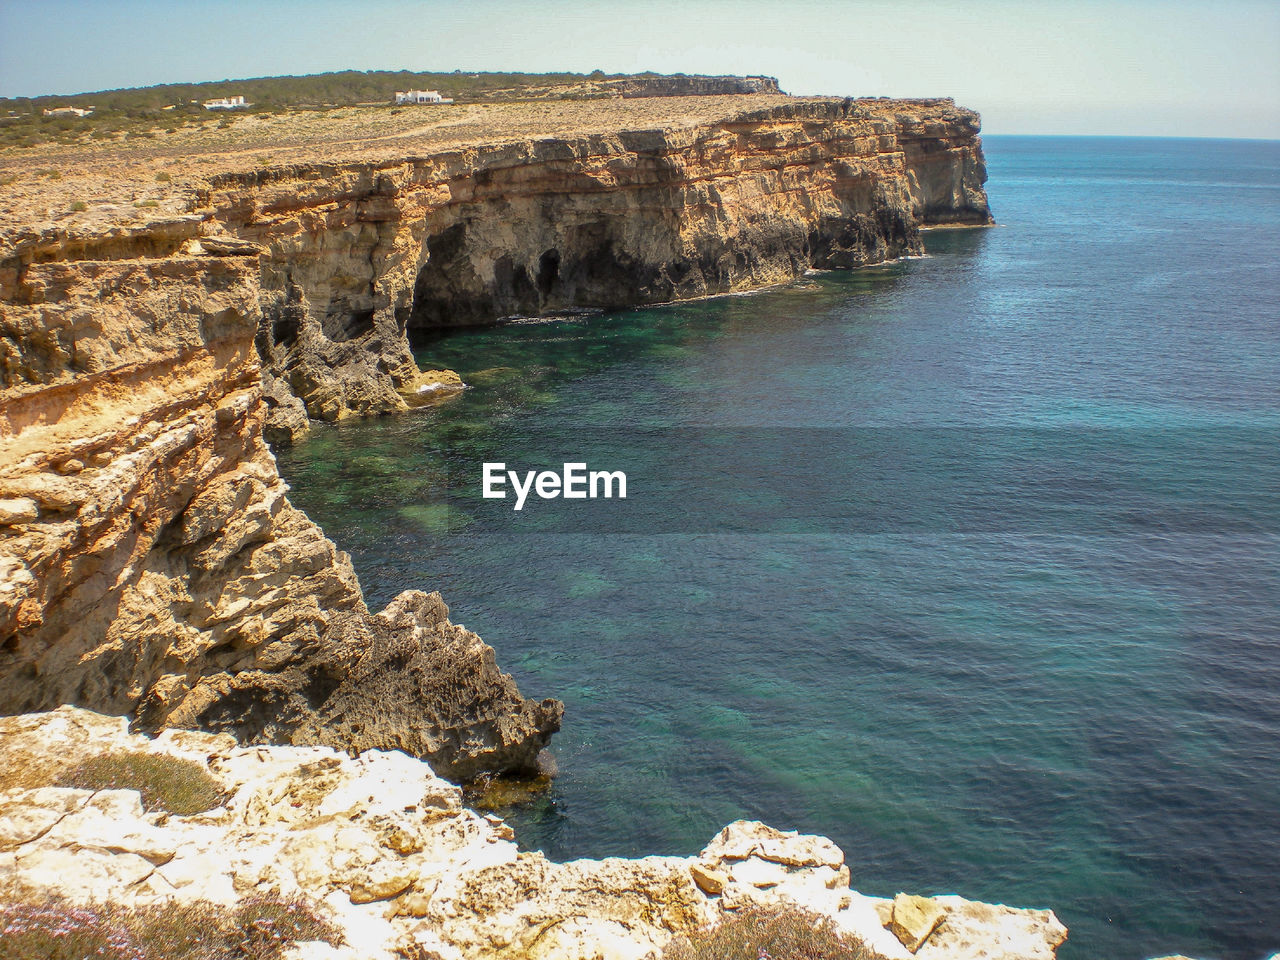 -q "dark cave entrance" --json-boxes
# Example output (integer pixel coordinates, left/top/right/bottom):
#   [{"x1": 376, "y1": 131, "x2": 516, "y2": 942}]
[
  {"x1": 322, "y1": 307, "x2": 376, "y2": 343},
  {"x1": 536, "y1": 249, "x2": 560, "y2": 298}
]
